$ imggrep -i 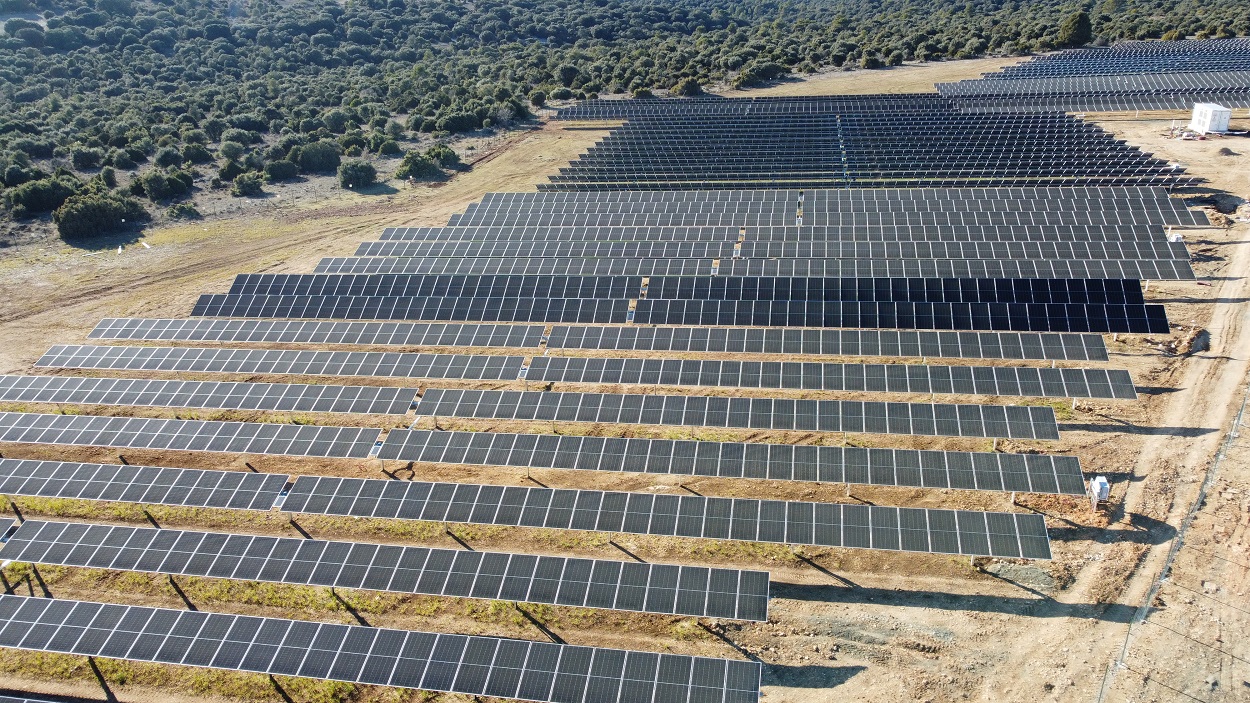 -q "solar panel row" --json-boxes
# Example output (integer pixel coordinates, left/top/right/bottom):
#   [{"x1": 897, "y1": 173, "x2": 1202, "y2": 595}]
[
  {"x1": 0, "y1": 412, "x2": 379, "y2": 458},
  {"x1": 0, "y1": 375, "x2": 416, "y2": 415},
  {"x1": 414, "y1": 388, "x2": 1061, "y2": 439},
  {"x1": 227, "y1": 275, "x2": 1149, "y2": 304},
  {"x1": 282, "y1": 476, "x2": 1052, "y2": 559},
  {"x1": 546, "y1": 327, "x2": 1110, "y2": 361},
  {"x1": 0, "y1": 594, "x2": 762, "y2": 703},
  {"x1": 526, "y1": 357, "x2": 1137, "y2": 399},
  {"x1": 0, "y1": 458, "x2": 288, "y2": 511},
  {"x1": 36, "y1": 345, "x2": 524, "y2": 381},
  {"x1": 86, "y1": 319, "x2": 1110, "y2": 361},
  {"x1": 312, "y1": 256, "x2": 1195, "y2": 280},
  {"x1": 89, "y1": 318, "x2": 545, "y2": 347},
  {"x1": 191, "y1": 294, "x2": 1169, "y2": 333},
  {"x1": 1, "y1": 520, "x2": 768, "y2": 621},
  {"x1": 378, "y1": 429, "x2": 1086, "y2": 495}
]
